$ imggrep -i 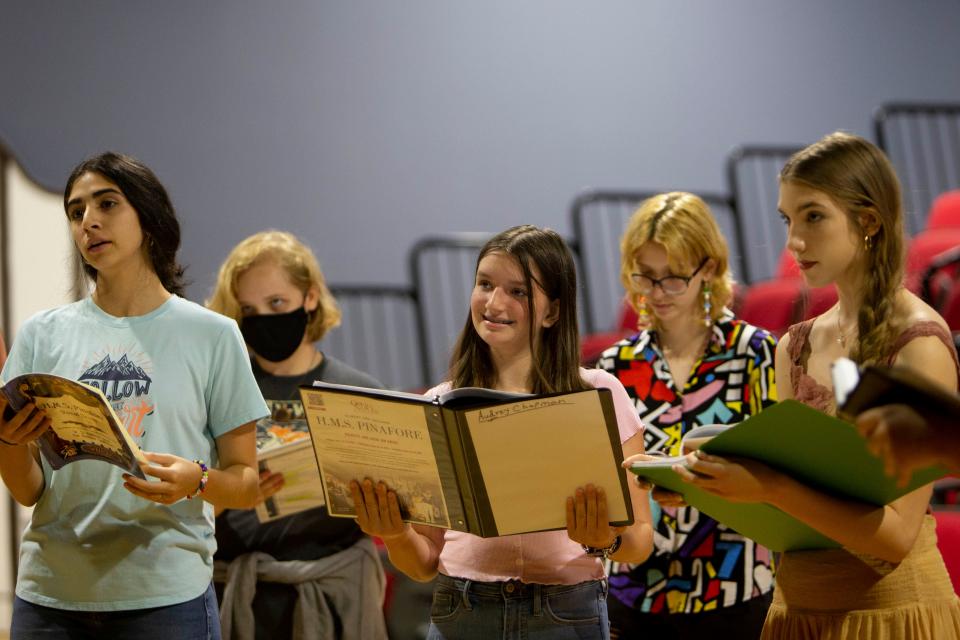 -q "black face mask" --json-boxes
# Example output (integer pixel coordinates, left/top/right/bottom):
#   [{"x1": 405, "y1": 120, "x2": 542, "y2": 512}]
[{"x1": 240, "y1": 307, "x2": 308, "y2": 362}]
